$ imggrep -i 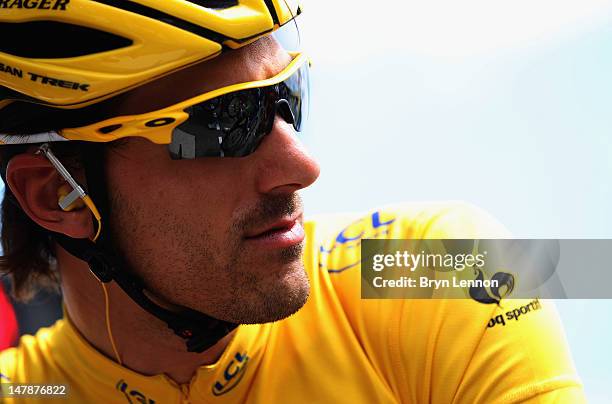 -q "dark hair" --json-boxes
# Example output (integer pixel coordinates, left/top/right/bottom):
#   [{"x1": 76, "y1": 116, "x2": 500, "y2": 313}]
[{"x1": 0, "y1": 187, "x2": 58, "y2": 301}]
